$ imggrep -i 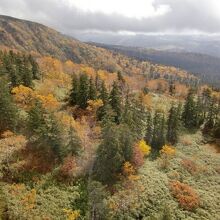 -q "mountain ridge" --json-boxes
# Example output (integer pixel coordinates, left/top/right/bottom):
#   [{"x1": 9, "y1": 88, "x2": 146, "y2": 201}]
[
  {"x1": 0, "y1": 14, "x2": 126, "y2": 73},
  {"x1": 89, "y1": 42, "x2": 220, "y2": 87},
  {"x1": 0, "y1": 14, "x2": 198, "y2": 81}
]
